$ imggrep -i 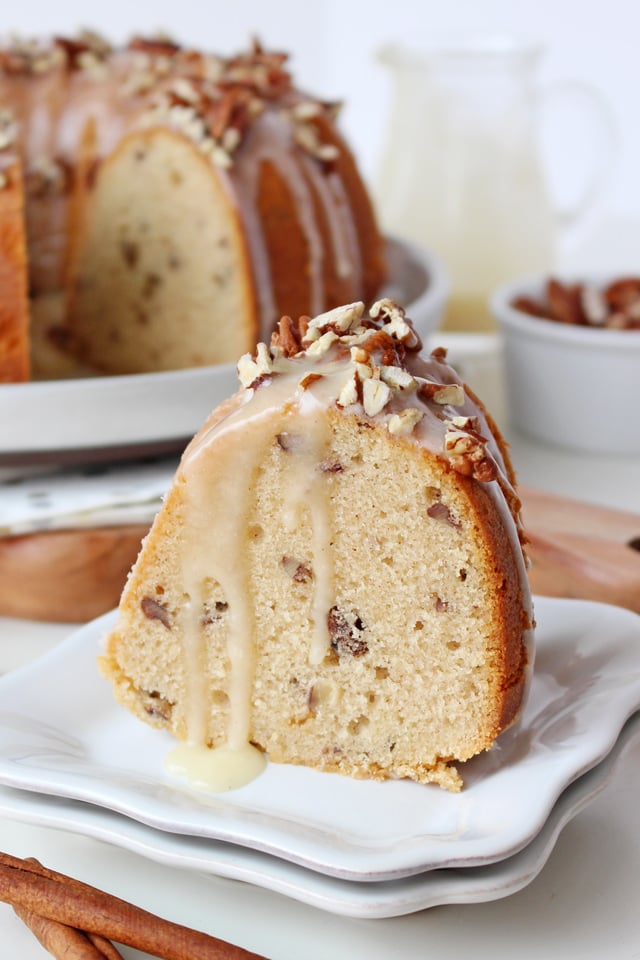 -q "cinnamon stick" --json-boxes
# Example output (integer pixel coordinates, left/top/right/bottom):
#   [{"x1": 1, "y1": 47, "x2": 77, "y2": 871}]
[
  {"x1": 86, "y1": 932, "x2": 127, "y2": 959},
  {"x1": 13, "y1": 860, "x2": 125, "y2": 960},
  {"x1": 0, "y1": 851, "x2": 268, "y2": 960},
  {"x1": 14, "y1": 903, "x2": 124, "y2": 959}
]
